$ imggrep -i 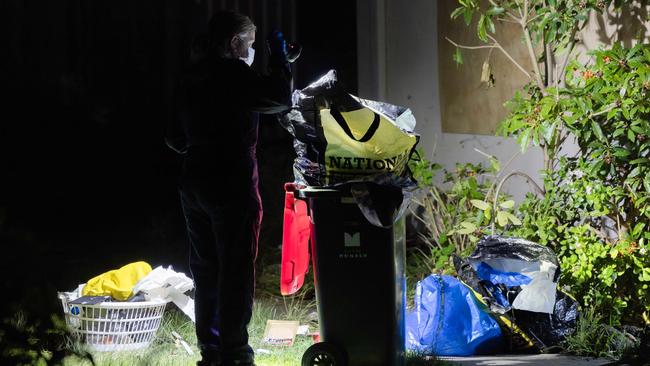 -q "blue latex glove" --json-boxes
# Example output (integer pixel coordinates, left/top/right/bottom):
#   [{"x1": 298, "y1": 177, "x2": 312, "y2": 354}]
[{"x1": 267, "y1": 30, "x2": 288, "y2": 65}]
